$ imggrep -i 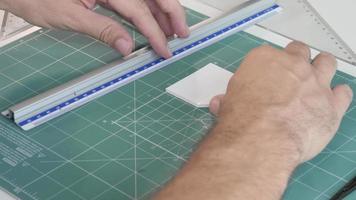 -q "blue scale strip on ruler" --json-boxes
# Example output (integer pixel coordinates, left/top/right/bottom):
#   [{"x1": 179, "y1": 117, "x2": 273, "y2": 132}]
[{"x1": 19, "y1": 4, "x2": 280, "y2": 128}]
